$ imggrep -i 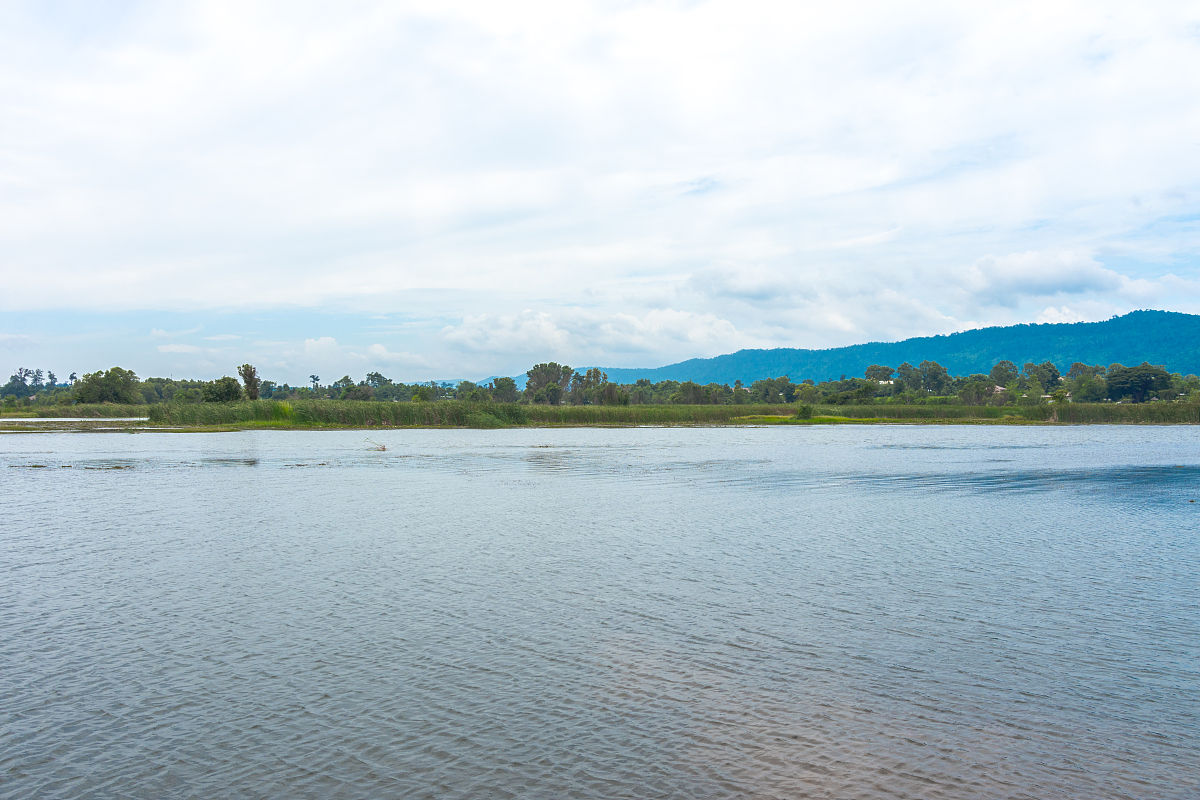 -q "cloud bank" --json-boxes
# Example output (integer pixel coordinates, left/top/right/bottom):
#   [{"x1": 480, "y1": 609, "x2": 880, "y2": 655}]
[{"x1": 2, "y1": 1, "x2": 1200, "y2": 381}]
